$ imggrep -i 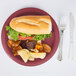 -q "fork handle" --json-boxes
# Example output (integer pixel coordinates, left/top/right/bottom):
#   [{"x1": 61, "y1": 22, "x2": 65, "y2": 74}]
[{"x1": 57, "y1": 31, "x2": 64, "y2": 61}]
